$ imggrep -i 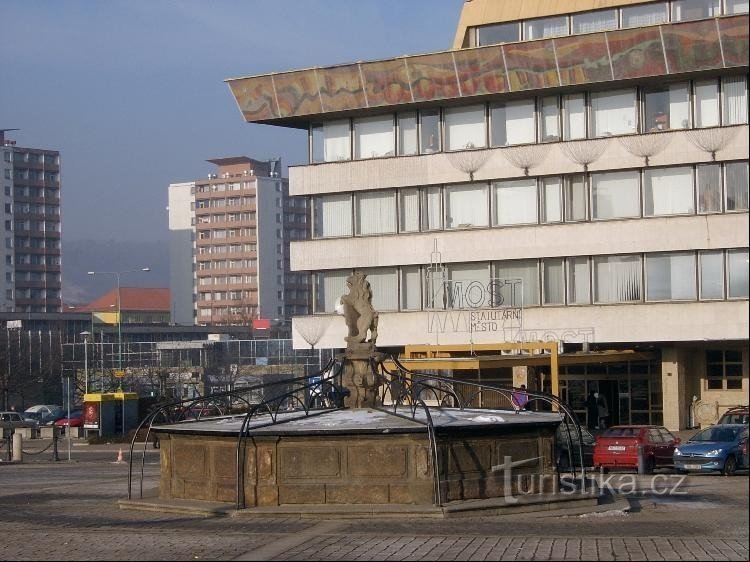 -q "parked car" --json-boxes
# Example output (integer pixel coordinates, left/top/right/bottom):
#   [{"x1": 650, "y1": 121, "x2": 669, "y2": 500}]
[
  {"x1": 1, "y1": 411, "x2": 38, "y2": 429},
  {"x1": 718, "y1": 406, "x2": 749, "y2": 425},
  {"x1": 593, "y1": 425, "x2": 680, "y2": 473},
  {"x1": 23, "y1": 404, "x2": 64, "y2": 425},
  {"x1": 555, "y1": 423, "x2": 596, "y2": 470},
  {"x1": 673, "y1": 424, "x2": 749, "y2": 475},
  {"x1": 54, "y1": 410, "x2": 83, "y2": 429}
]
